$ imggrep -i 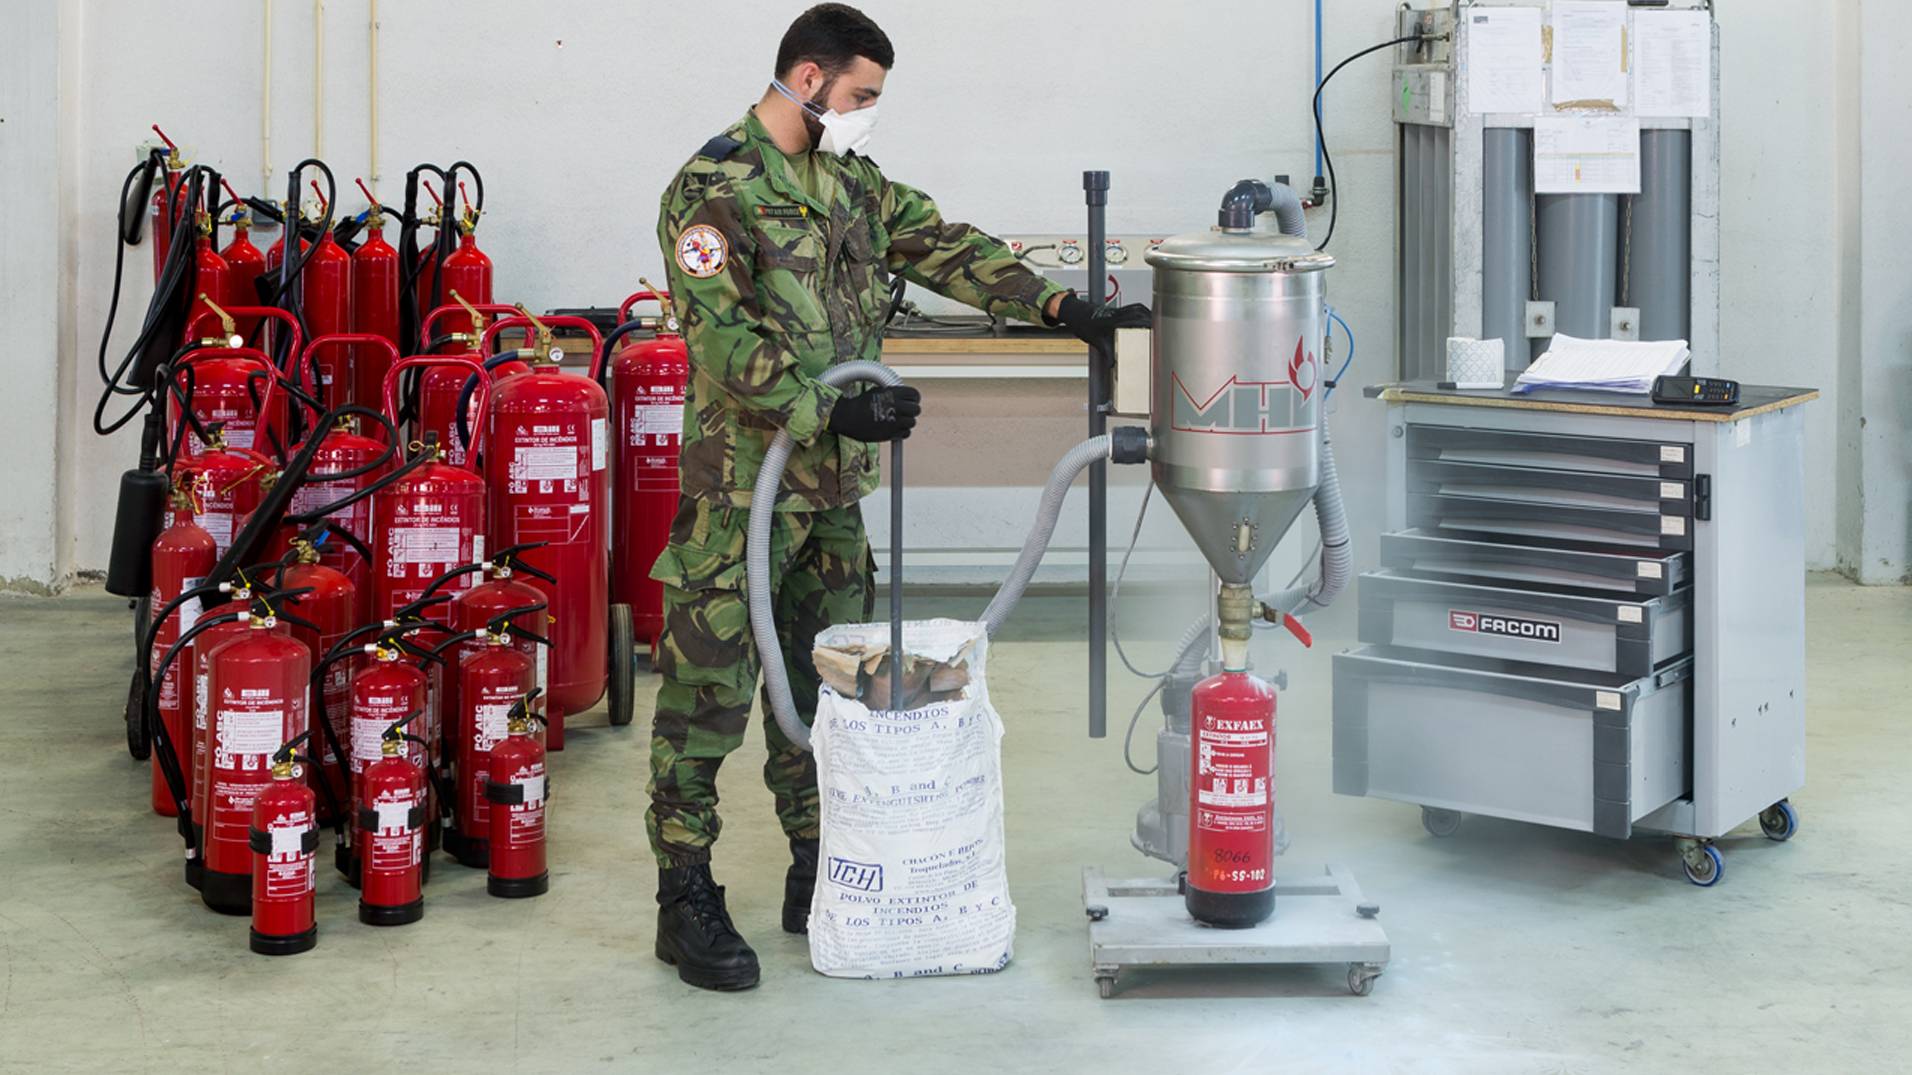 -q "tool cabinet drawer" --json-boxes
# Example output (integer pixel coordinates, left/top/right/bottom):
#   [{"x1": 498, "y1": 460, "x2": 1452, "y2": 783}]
[
  {"x1": 1357, "y1": 570, "x2": 1690, "y2": 676},
  {"x1": 1332, "y1": 647, "x2": 1692, "y2": 838},
  {"x1": 1407, "y1": 459, "x2": 1691, "y2": 517},
  {"x1": 1408, "y1": 490, "x2": 1694, "y2": 551},
  {"x1": 1379, "y1": 530, "x2": 1689, "y2": 596},
  {"x1": 1408, "y1": 424, "x2": 1693, "y2": 479}
]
